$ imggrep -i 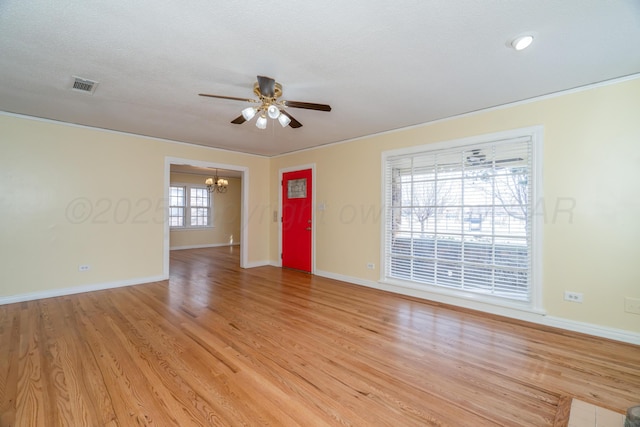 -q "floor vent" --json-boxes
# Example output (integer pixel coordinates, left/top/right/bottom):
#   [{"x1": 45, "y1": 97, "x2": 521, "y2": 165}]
[{"x1": 71, "y1": 76, "x2": 99, "y2": 94}]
